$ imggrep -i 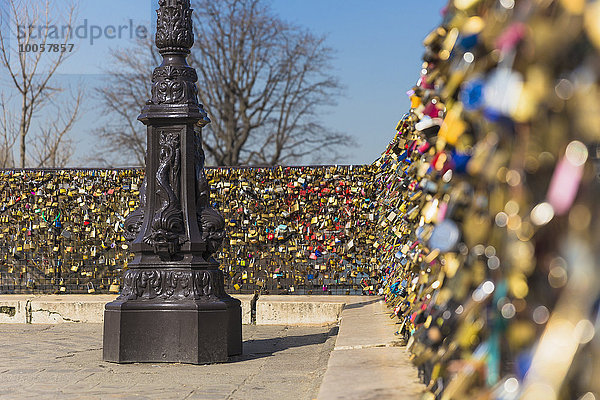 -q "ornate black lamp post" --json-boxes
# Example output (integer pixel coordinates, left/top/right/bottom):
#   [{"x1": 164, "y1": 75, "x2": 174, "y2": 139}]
[{"x1": 103, "y1": 0, "x2": 242, "y2": 364}]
